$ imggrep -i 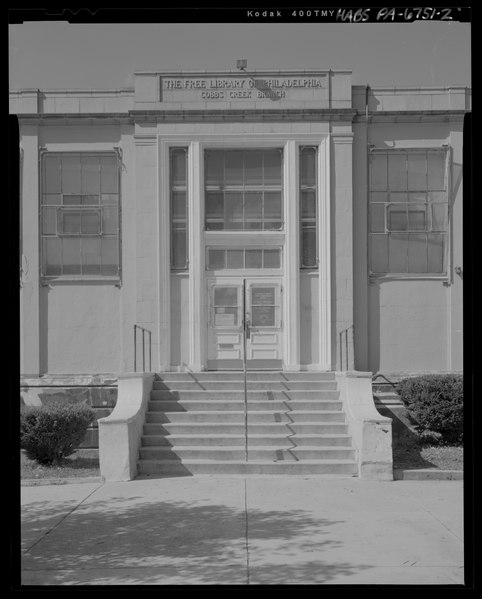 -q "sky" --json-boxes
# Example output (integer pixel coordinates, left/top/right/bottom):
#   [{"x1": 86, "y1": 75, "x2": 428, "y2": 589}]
[{"x1": 9, "y1": 20, "x2": 471, "y2": 91}]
